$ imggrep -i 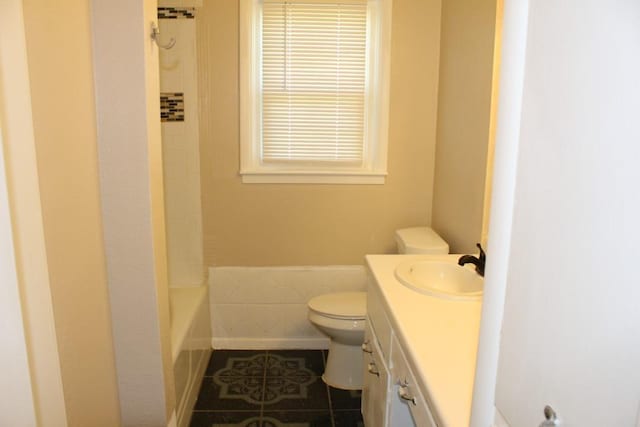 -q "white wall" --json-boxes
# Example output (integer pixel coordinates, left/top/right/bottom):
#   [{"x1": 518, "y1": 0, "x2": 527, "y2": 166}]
[{"x1": 489, "y1": 1, "x2": 640, "y2": 425}]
